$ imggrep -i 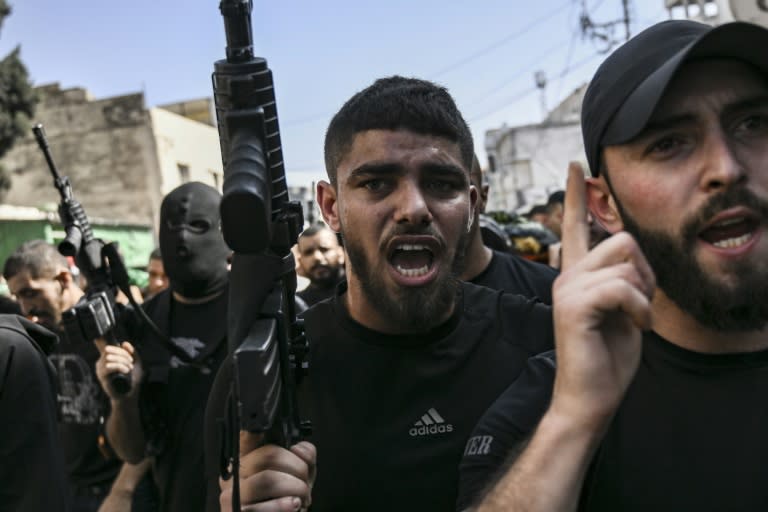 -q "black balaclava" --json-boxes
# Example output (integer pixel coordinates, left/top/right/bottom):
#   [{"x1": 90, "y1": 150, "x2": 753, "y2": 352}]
[{"x1": 159, "y1": 182, "x2": 230, "y2": 299}]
